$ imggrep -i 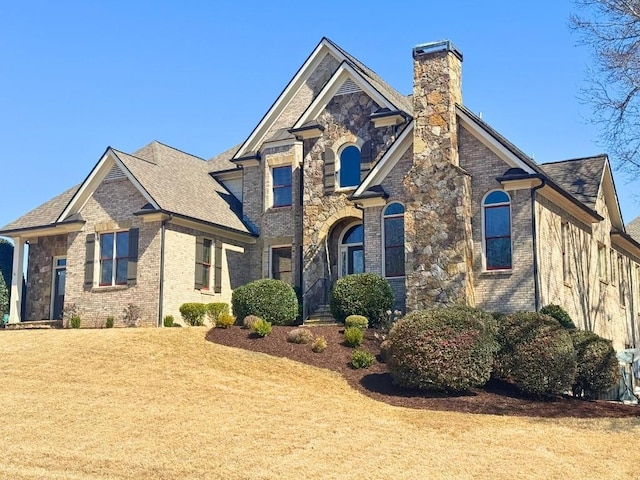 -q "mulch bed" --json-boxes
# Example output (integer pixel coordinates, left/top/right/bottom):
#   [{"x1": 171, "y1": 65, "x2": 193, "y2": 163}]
[{"x1": 205, "y1": 325, "x2": 640, "y2": 418}]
